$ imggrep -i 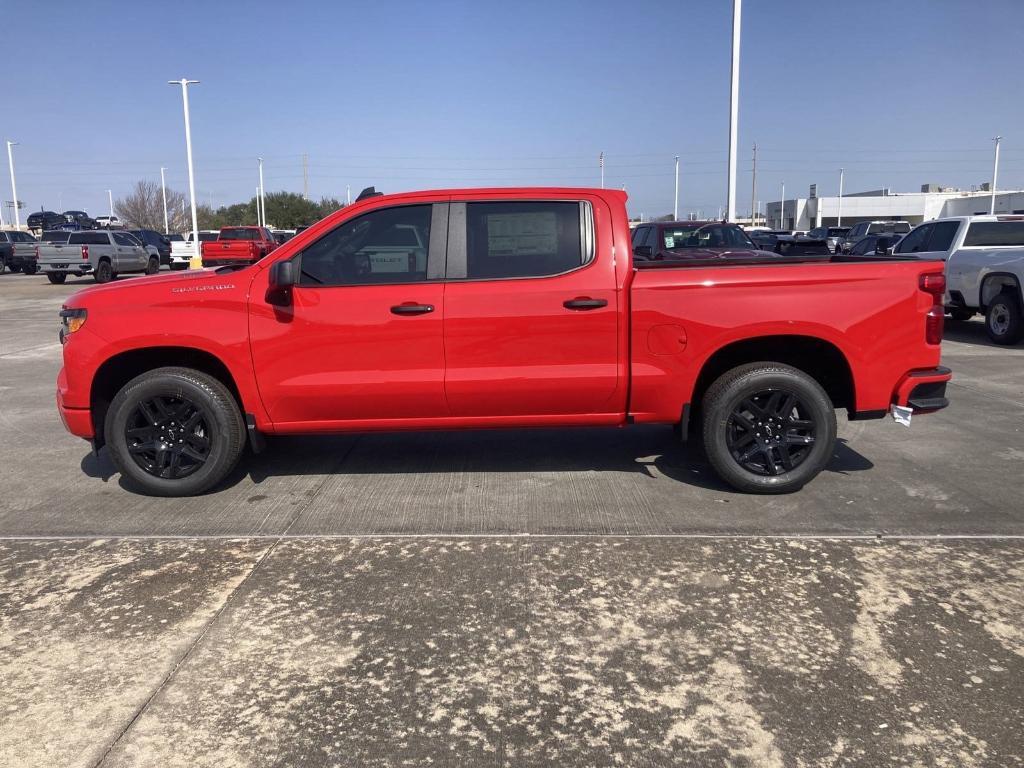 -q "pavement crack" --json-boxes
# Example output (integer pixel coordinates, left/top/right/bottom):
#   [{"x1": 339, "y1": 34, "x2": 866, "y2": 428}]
[{"x1": 90, "y1": 540, "x2": 283, "y2": 768}]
